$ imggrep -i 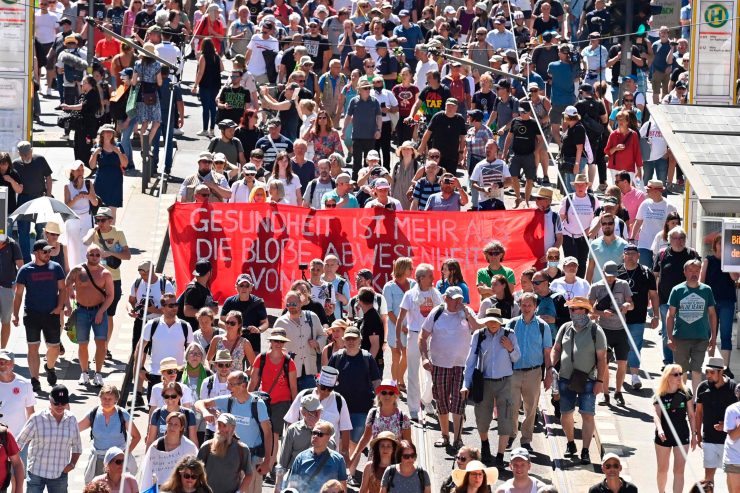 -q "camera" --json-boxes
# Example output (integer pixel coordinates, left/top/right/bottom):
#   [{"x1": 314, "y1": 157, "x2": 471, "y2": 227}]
[{"x1": 134, "y1": 297, "x2": 155, "y2": 319}]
